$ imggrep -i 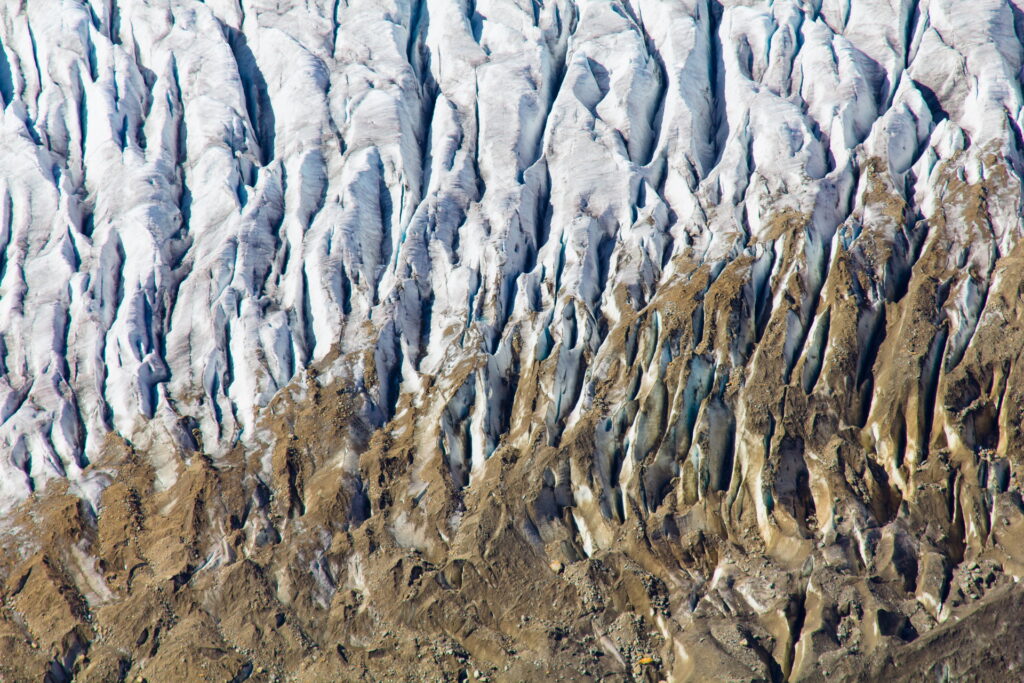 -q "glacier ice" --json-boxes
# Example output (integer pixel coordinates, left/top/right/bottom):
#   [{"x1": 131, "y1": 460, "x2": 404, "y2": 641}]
[{"x1": 0, "y1": 0, "x2": 1022, "y2": 534}]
